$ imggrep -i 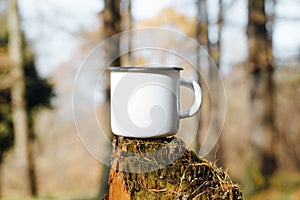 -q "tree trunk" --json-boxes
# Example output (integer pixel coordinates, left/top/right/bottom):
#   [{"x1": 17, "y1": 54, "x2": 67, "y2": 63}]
[
  {"x1": 103, "y1": 0, "x2": 121, "y2": 100},
  {"x1": 195, "y1": 0, "x2": 209, "y2": 155},
  {"x1": 121, "y1": 0, "x2": 132, "y2": 65},
  {"x1": 208, "y1": 0, "x2": 222, "y2": 68},
  {"x1": 106, "y1": 136, "x2": 242, "y2": 200},
  {"x1": 100, "y1": 0, "x2": 122, "y2": 198},
  {"x1": 0, "y1": 160, "x2": 2, "y2": 199},
  {"x1": 196, "y1": 0, "x2": 209, "y2": 49},
  {"x1": 207, "y1": 0, "x2": 224, "y2": 166},
  {"x1": 127, "y1": 0, "x2": 132, "y2": 63},
  {"x1": 7, "y1": 0, "x2": 37, "y2": 196},
  {"x1": 27, "y1": 113, "x2": 38, "y2": 195},
  {"x1": 247, "y1": 0, "x2": 277, "y2": 189}
]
